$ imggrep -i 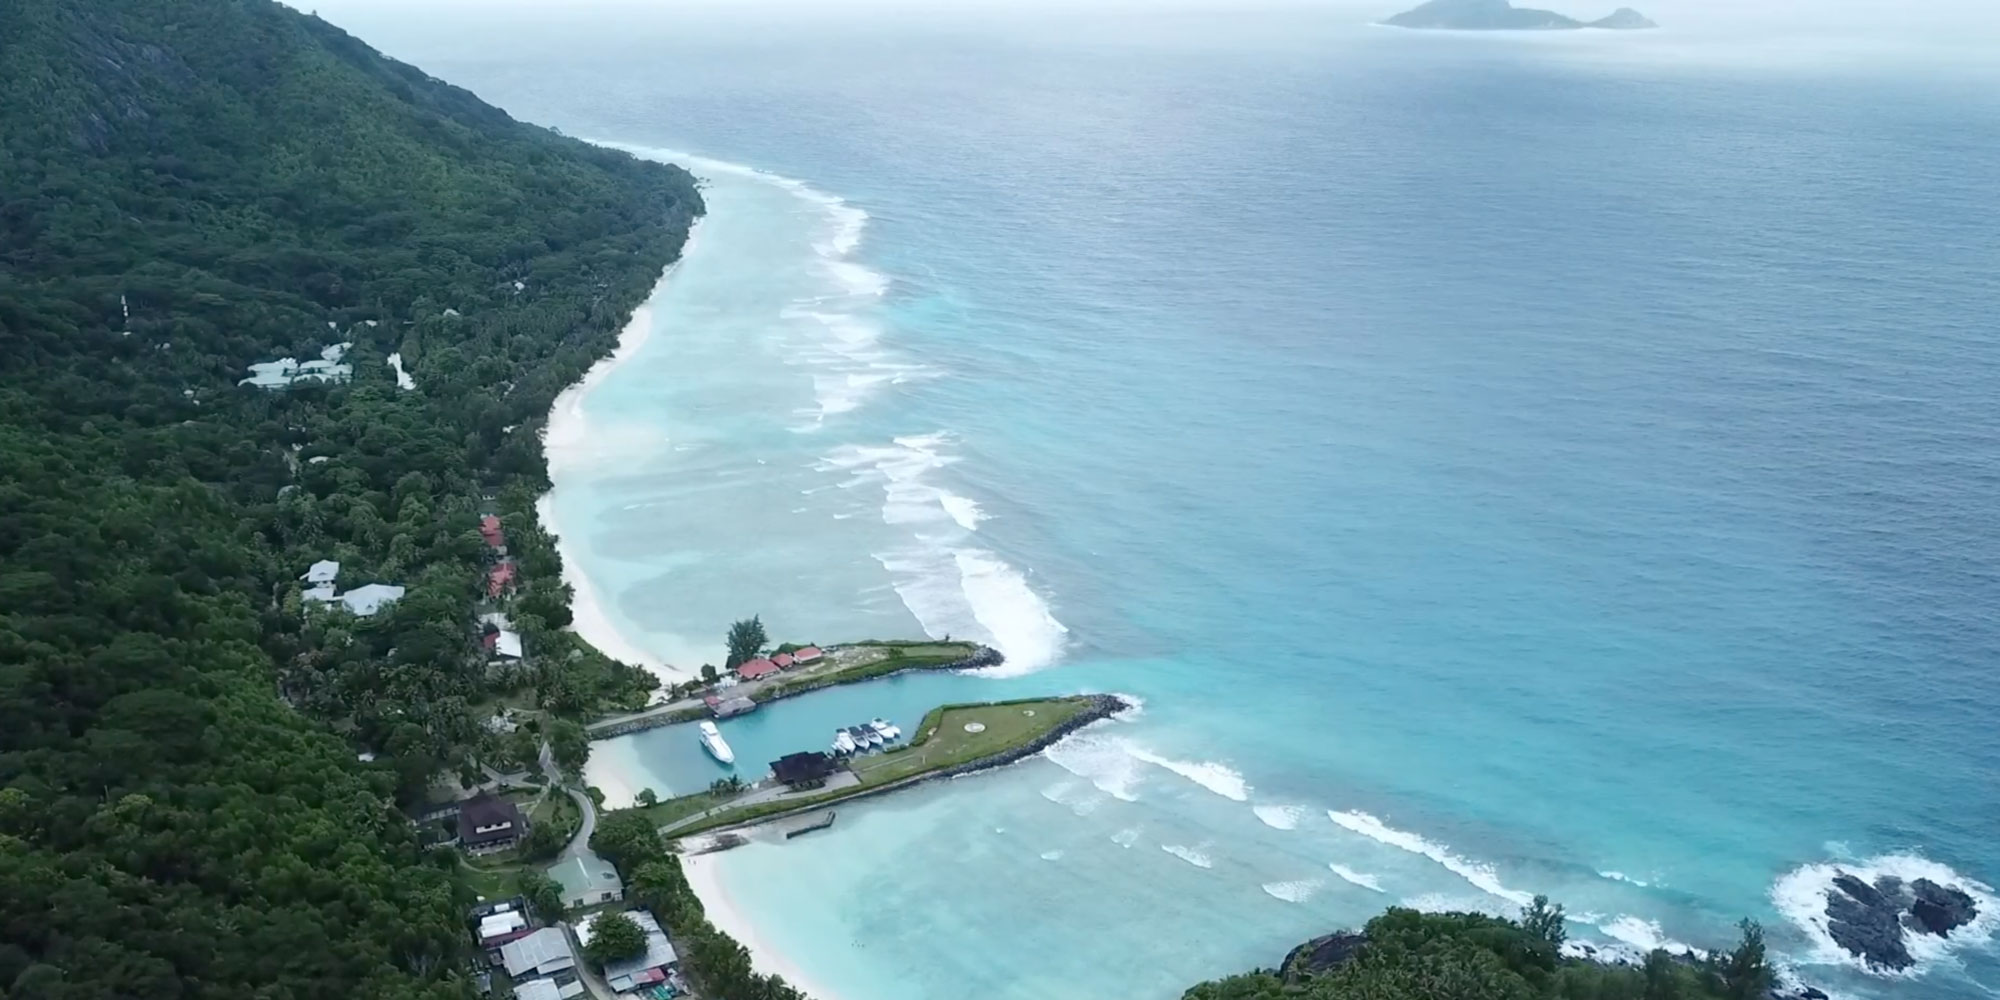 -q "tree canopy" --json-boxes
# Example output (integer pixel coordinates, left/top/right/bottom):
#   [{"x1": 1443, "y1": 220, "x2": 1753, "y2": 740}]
[
  {"x1": 1180, "y1": 905, "x2": 1773, "y2": 1000},
  {"x1": 583, "y1": 912, "x2": 647, "y2": 967},
  {"x1": 726, "y1": 616, "x2": 768, "y2": 669},
  {"x1": 0, "y1": 0, "x2": 698, "y2": 994}
]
